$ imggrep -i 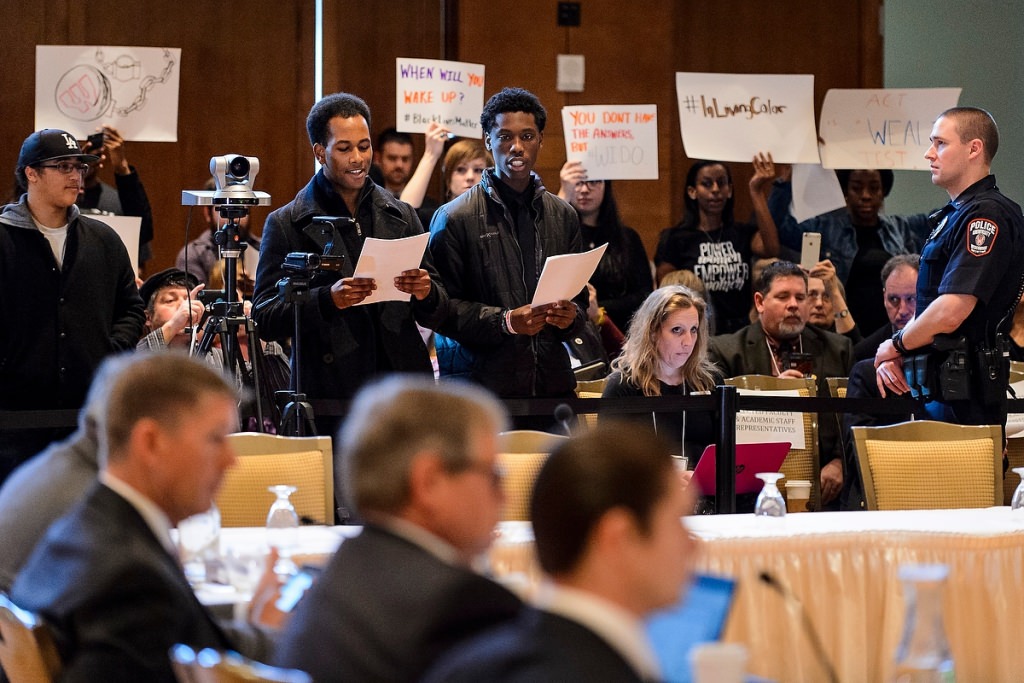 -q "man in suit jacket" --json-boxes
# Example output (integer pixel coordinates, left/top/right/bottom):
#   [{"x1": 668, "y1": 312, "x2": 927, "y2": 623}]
[
  {"x1": 708, "y1": 260, "x2": 853, "y2": 507},
  {"x1": 425, "y1": 423, "x2": 698, "y2": 682},
  {"x1": 852, "y1": 254, "x2": 920, "y2": 361},
  {"x1": 11, "y1": 353, "x2": 278, "y2": 683},
  {"x1": 273, "y1": 376, "x2": 522, "y2": 682}
]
